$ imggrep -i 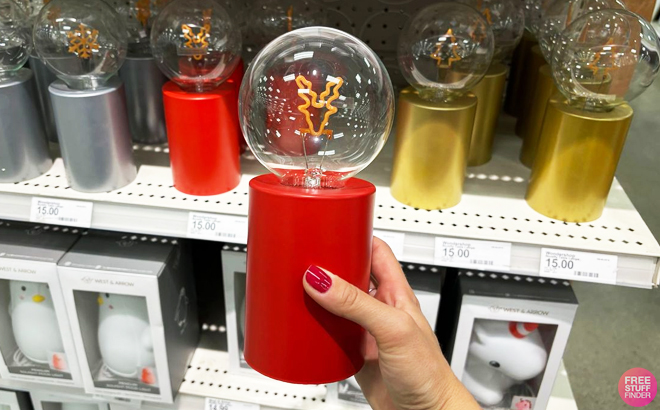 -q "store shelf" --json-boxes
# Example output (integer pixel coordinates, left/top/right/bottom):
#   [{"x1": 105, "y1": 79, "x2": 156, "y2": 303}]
[
  {"x1": 0, "y1": 333, "x2": 579, "y2": 410},
  {"x1": 0, "y1": 117, "x2": 658, "y2": 288}
]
